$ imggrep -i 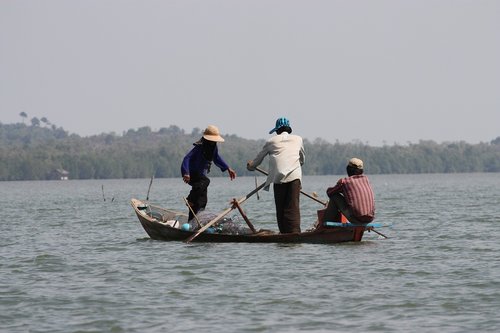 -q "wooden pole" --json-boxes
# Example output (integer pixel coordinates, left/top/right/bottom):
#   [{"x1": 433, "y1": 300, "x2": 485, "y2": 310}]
[
  {"x1": 183, "y1": 197, "x2": 202, "y2": 229},
  {"x1": 367, "y1": 227, "x2": 389, "y2": 239},
  {"x1": 255, "y1": 176, "x2": 260, "y2": 200},
  {"x1": 146, "y1": 173, "x2": 154, "y2": 201},
  {"x1": 231, "y1": 198, "x2": 257, "y2": 233},
  {"x1": 185, "y1": 181, "x2": 267, "y2": 243},
  {"x1": 254, "y1": 166, "x2": 327, "y2": 206}
]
